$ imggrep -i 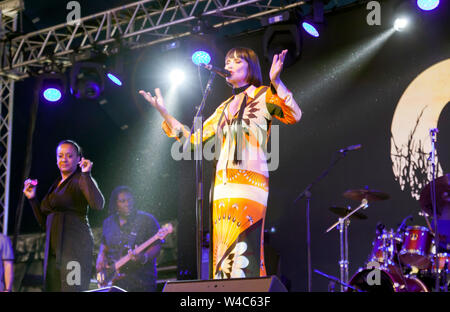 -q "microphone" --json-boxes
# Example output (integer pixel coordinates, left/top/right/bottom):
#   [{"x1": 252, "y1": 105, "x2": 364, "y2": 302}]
[
  {"x1": 339, "y1": 144, "x2": 362, "y2": 153},
  {"x1": 199, "y1": 63, "x2": 231, "y2": 78}
]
